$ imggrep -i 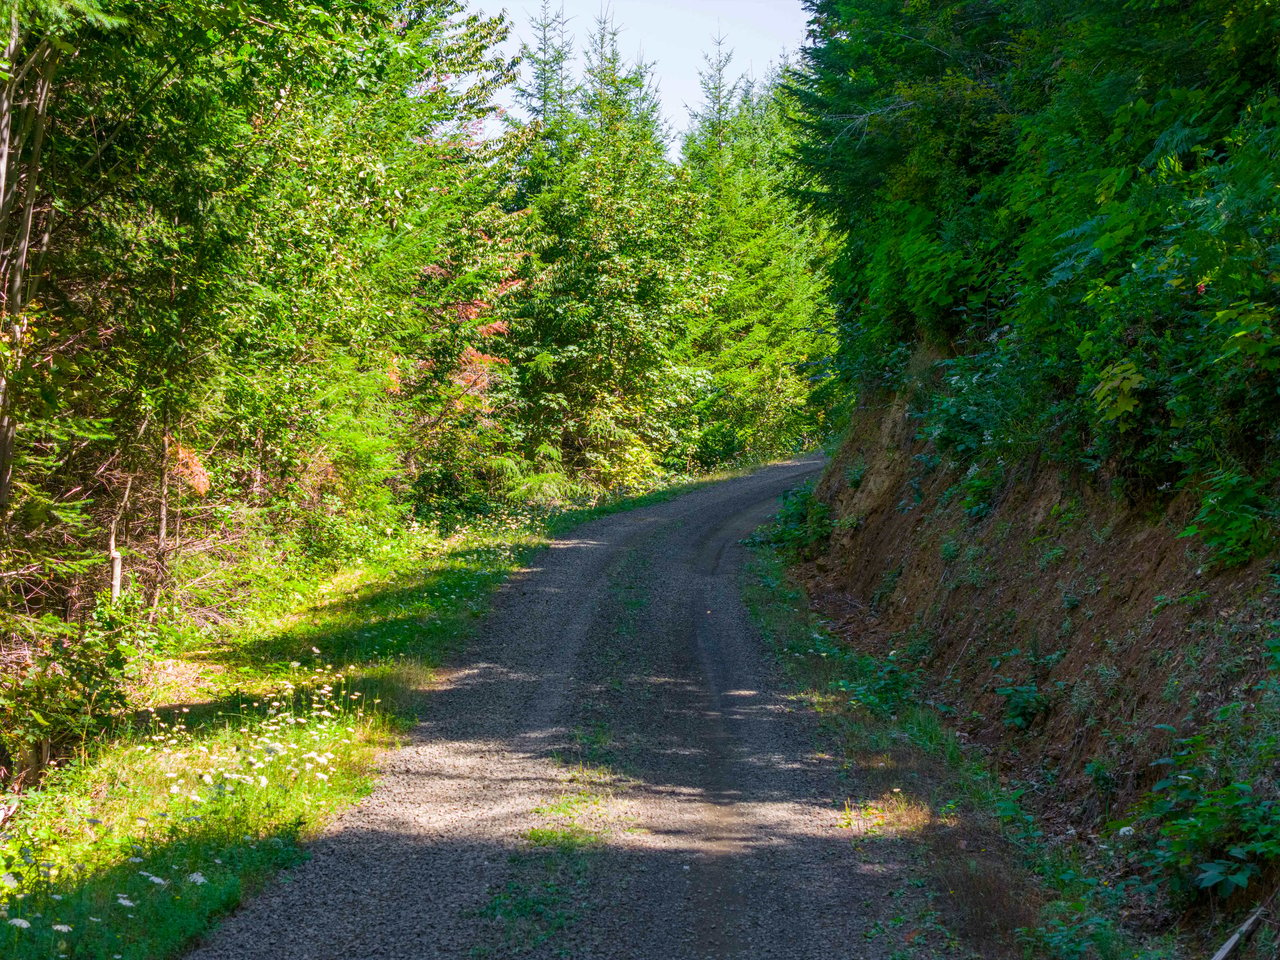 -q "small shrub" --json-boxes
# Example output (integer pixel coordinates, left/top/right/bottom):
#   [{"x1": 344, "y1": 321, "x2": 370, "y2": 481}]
[
  {"x1": 1178, "y1": 468, "x2": 1276, "y2": 567},
  {"x1": 960, "y1": 464, "x2": 1004, "y2": 520},
  {"x1": 844, "y1": 458, "x2": 868, "y2": 490},
  {"x1": 767, "y1": 484, "x2": 834, "y2": 561},
  {"x1": 1020, "y1": 901, "x2": 1135, "y2": 960},
  {"x1": 0, "y1": 594, "x2": 153, "y2": 782},
  {"x1": 940, "y1": 537, "x2": 960, "y2": 564},
  {"x1": 834, "y1": 512, "x2": 865, "y2": 531},
  {"x1": 994, "y1": 680, "x2": 1059, "y2": 730},
  {"x1": 831, "y1": 650, "x2": 921, "y2": 718},
  {"x1": 1134, "y1": 661, "x2": 1280, "y2": 900}
]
